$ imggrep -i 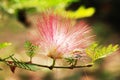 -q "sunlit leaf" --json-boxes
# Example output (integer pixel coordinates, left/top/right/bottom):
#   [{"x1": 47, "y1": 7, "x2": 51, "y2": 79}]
[
  {"x1": 56, "y1": 5, "x2": 95, "y2": 19},
  {"x1": 86, "y1": 43, "x2": 119, "y2": 62},
  {"x1": 0, "y1": 42, "x2": 11, "y2": 49},
  {"x1": 0, "y1": 0, "x2": 78, "y2": 14}
]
